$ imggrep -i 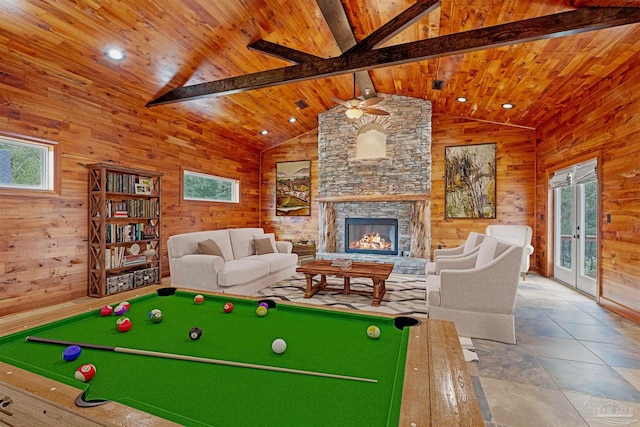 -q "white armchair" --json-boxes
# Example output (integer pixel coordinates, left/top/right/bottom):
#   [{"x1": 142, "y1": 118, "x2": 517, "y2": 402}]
[
  {"x1": 486, "y1": 225, "x2": 534, "y2": 279},
  {"x1": 426, "y1": 236, "x2": 523, "y2": 344},
  {"x1": 425, "y1": 232, "x2": 485, "y2": 276}
]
